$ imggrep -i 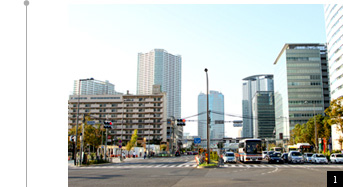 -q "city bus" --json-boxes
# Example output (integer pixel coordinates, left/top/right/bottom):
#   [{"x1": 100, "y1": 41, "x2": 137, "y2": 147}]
[{"x1": 238, "y1": 139, "x2": 263, "y2": 163}]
